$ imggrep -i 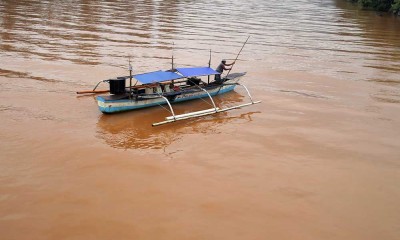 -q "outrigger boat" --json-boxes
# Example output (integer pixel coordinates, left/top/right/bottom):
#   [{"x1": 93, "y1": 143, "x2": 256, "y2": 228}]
[{"x1": 77, "y1": 37, "x2": 261, "y2": 126}]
